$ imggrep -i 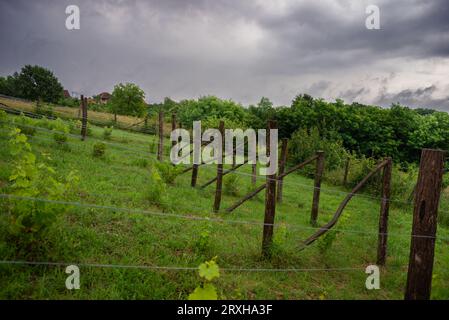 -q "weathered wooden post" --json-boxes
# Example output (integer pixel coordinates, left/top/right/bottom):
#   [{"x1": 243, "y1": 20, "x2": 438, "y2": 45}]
[
  {"x1": 251, "y1": 163, "x2": 257, "y2": 186},
  {"x1": 404, "y1": 149, "x2": 444, "y2": 300},
  {"x1": 78, "y1": 94, "x2": 83, "y2": 120},
  {"x1": 376, "y1": 157, "x2": 392, "y2": 266},
  {"x1": 310, "y1": 151, "x2": 325, "y2": 226},
  {"x1": 276, "y1": 138, "x2": 288, "y2": 203},
  {"x1": 262, "y1": 120, "x2": 277, "y2": 256},
  {"x1": 157, "y1": 111, "x2": 164, "y2": 161},
  {"x1": 343, "y1": 156, "x2": 350, "y2": 186},
  {"x1": 191, "y1": 164, "x2": 199, "y2": 187},
  {"x1": 213, "y1": 120, "x2": 225, "y2": 212},
  {"x1": 171, "y1": 113, "x2": 177, "y2": 148},
  {"x1": 81, "y1": 97, "x2": 88, "y2": 141}
]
